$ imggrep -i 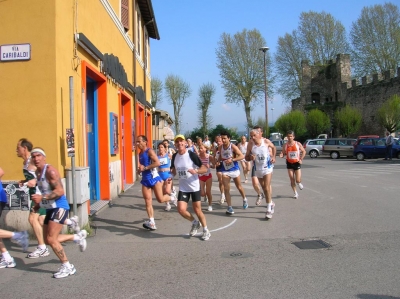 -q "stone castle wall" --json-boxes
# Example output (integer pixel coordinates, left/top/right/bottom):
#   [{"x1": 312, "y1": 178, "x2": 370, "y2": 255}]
[{"x1": 292, "y1": 54, "x2": 400, "y2": 136}]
